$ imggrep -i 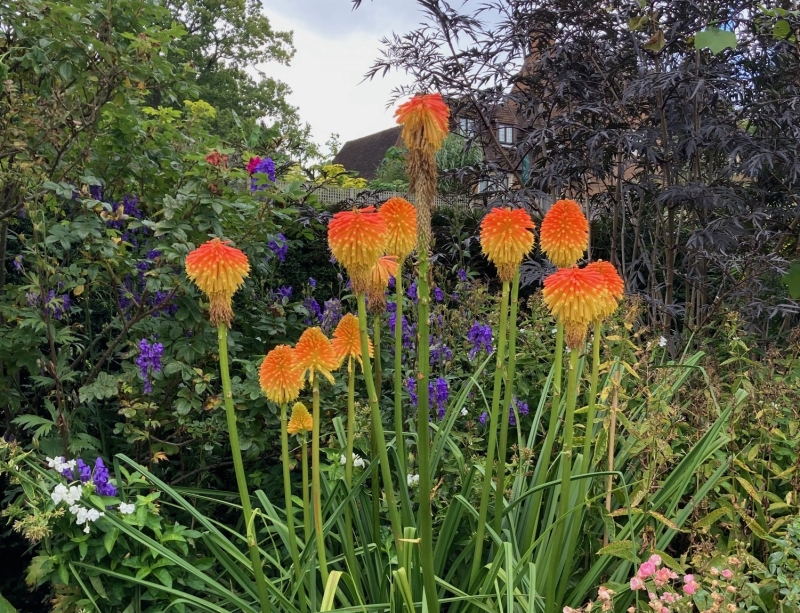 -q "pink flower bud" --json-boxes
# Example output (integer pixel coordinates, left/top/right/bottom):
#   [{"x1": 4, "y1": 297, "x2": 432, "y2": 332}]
[
  {"x1": 630, "y1": 576, "x2": 646, "y2": 591},
  {"x1": 638, "y1": 561, "x2": 657, "y2": 578},
  {"x1": 683, "y1": 582, "x2": 697, "y2": 595},
  {"x1": 721, "y1": 569, "x2": 733, "y2": 580},
  {"x1": 648, "y1": 554, "x2": 662, "y2": 566}
]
